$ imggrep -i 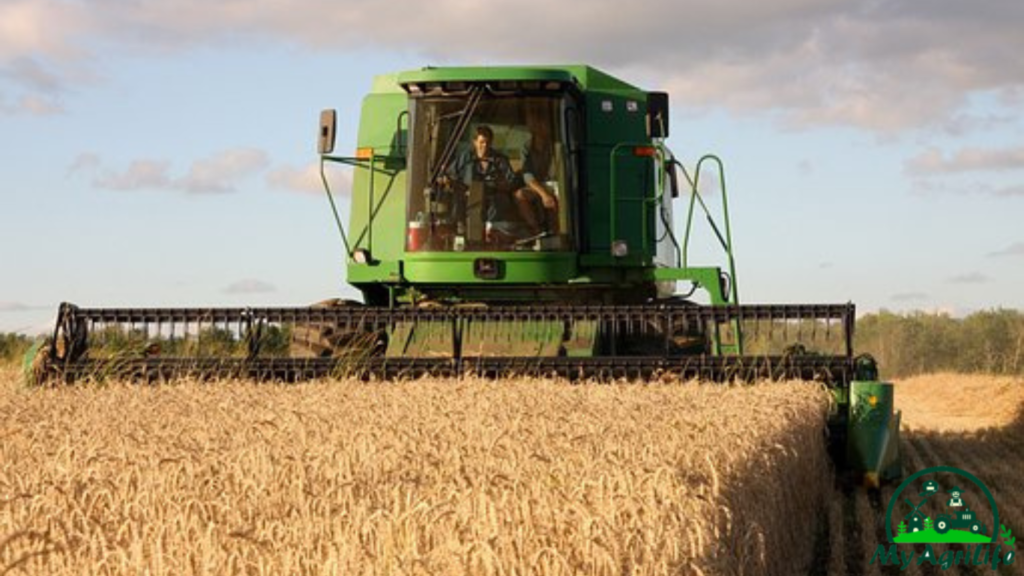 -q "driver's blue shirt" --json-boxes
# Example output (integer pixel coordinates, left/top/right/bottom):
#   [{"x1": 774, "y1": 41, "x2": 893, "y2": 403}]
[{"x1": 450, "y1": 148, "x2": 516, "y2": 190}]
